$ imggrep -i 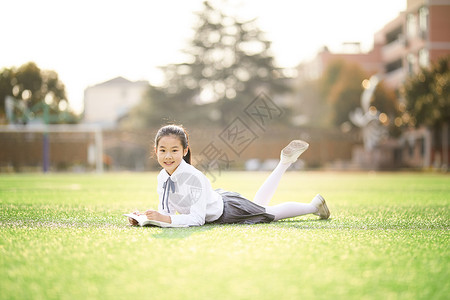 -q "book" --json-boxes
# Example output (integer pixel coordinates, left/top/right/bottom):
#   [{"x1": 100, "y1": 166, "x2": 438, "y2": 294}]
[{"x1": 123, "y1": 213, "x2": 188, "y2": 228}]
